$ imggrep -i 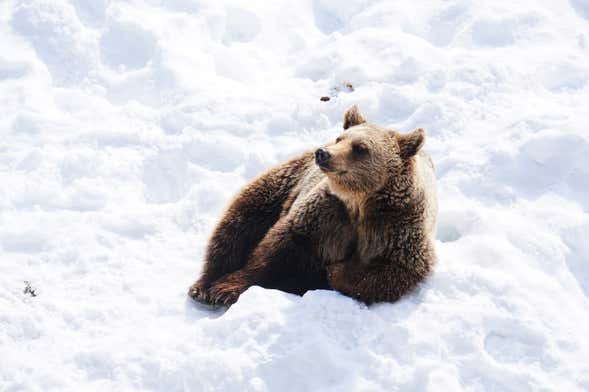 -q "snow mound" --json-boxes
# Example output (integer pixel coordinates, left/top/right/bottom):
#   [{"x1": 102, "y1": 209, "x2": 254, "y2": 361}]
[{"x1": 1, "y1": 0, "x2": 588, "y2": 391}]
